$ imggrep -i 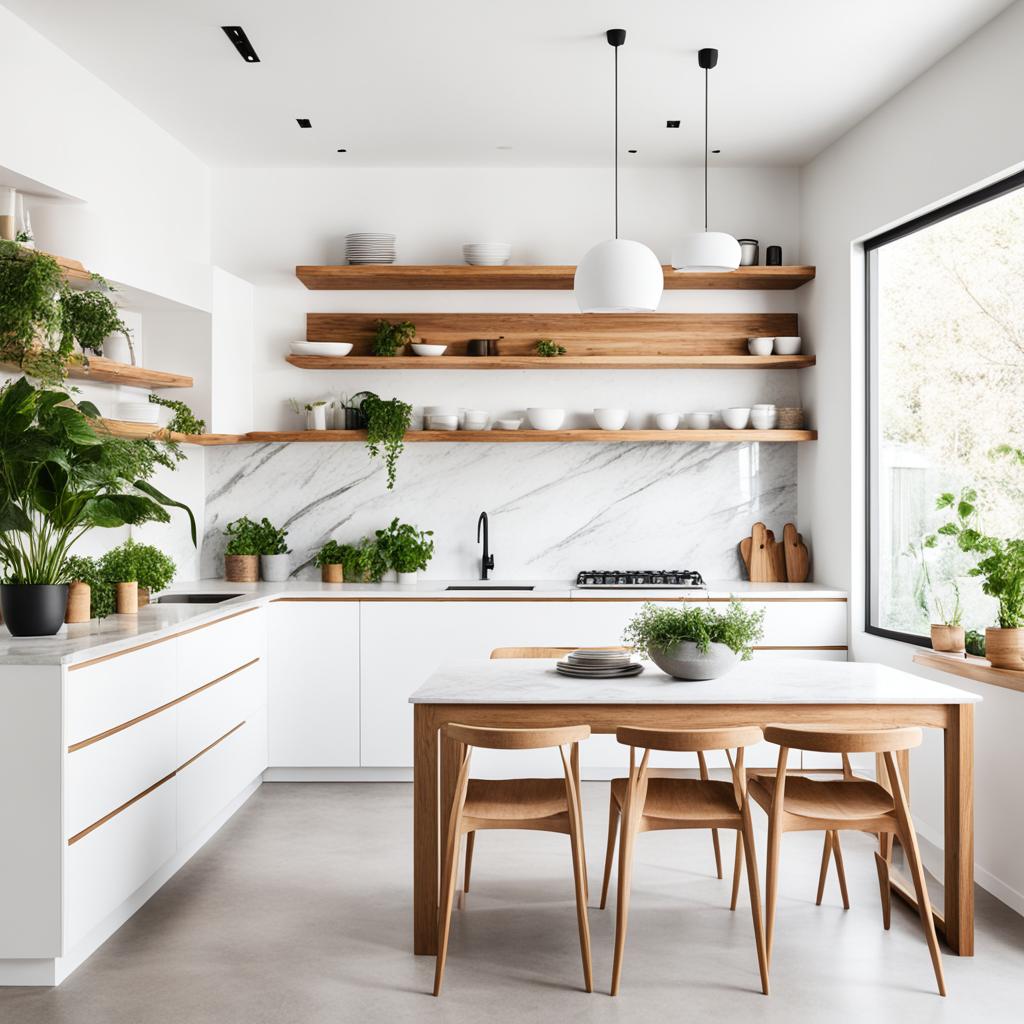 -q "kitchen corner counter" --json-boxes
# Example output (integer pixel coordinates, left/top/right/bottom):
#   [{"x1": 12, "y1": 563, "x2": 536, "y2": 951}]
[{"x1": 0, "y1": 579, "x2": 847, "y2": 667}]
